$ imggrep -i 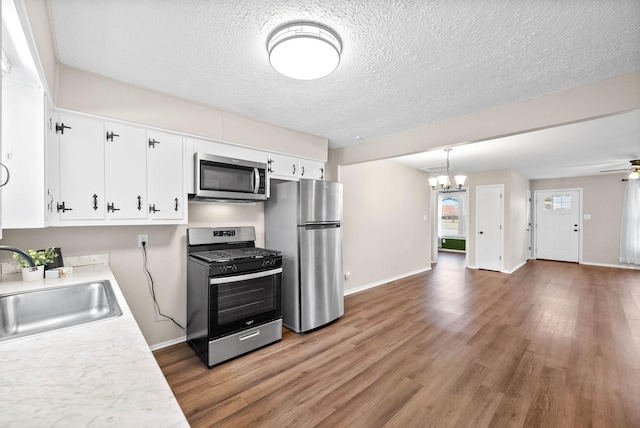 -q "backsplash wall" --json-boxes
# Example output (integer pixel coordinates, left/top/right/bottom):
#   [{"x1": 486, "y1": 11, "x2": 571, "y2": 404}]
[{"x1": 0, "y1": 202, "x2": 264, "y2": 347}]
